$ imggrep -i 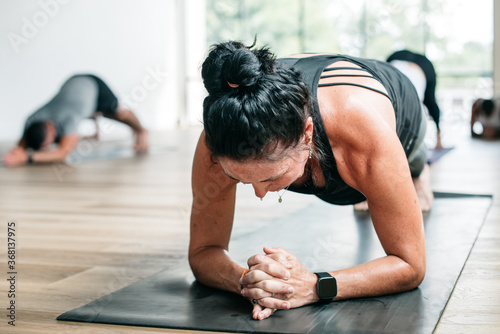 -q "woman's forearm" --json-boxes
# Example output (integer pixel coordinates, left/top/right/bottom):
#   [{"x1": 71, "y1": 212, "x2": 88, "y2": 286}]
[
  {"x1": 331, "y1": 254, "x2": 425, "y2": 301},
  {"x1": 189, "y1": 246, "x2": 246, "y2": 295}
]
